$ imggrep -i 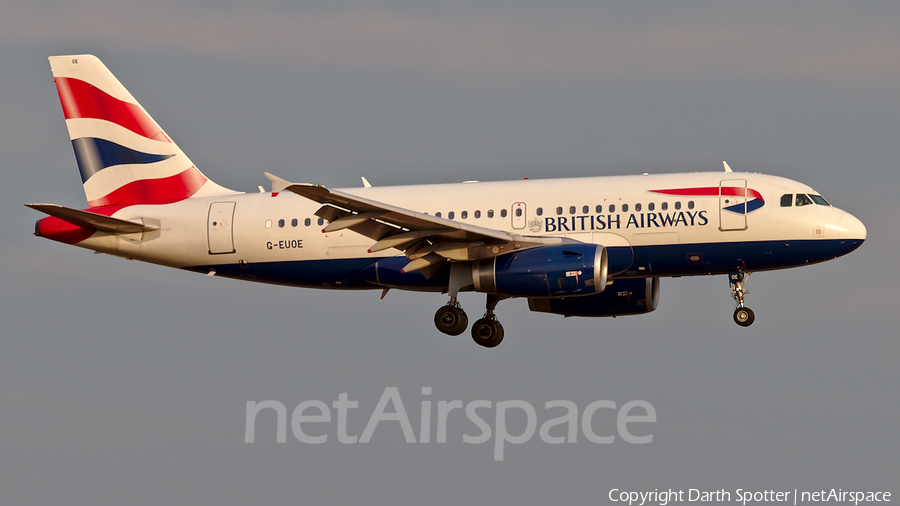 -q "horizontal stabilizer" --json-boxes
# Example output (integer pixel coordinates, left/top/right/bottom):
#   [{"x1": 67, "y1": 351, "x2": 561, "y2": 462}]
[{"x1": 25, "y1": 203, "x2": 159, "y2": 234}]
